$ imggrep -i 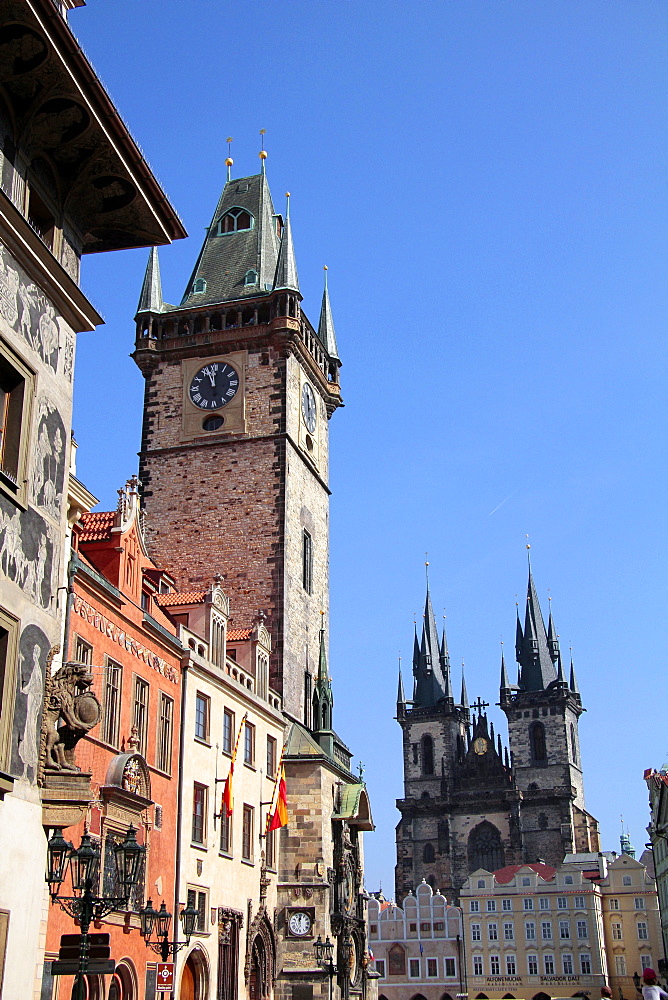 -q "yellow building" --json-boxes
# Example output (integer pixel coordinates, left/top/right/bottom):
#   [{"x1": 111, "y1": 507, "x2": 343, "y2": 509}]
[{"x1": 600, "y1": 854, "x2": 662, "y2": 998}]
